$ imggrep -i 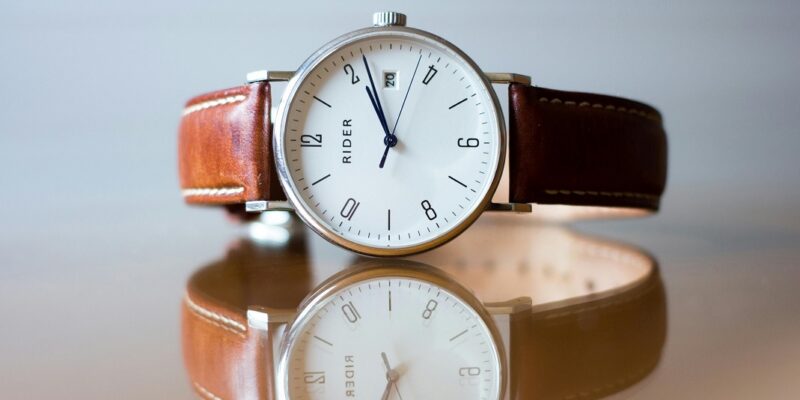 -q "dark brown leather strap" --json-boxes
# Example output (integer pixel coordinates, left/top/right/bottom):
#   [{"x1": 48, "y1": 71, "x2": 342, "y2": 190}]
[
  {"x1": 178, "y1": 82, "x2": 285, "y2": 206},
  {"x1": 511, "y1": 267, "x2": 666, "y2": 399},
  {"x1": 509, "y1": 84, "x2": 668, "y2": 213}
]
